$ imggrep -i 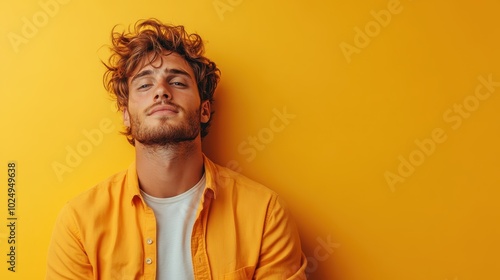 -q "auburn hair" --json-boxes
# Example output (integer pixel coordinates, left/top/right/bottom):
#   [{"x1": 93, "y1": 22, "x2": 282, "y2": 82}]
[{"x1": 103, "y1": 18, "x2": 220, "y2": 144}]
